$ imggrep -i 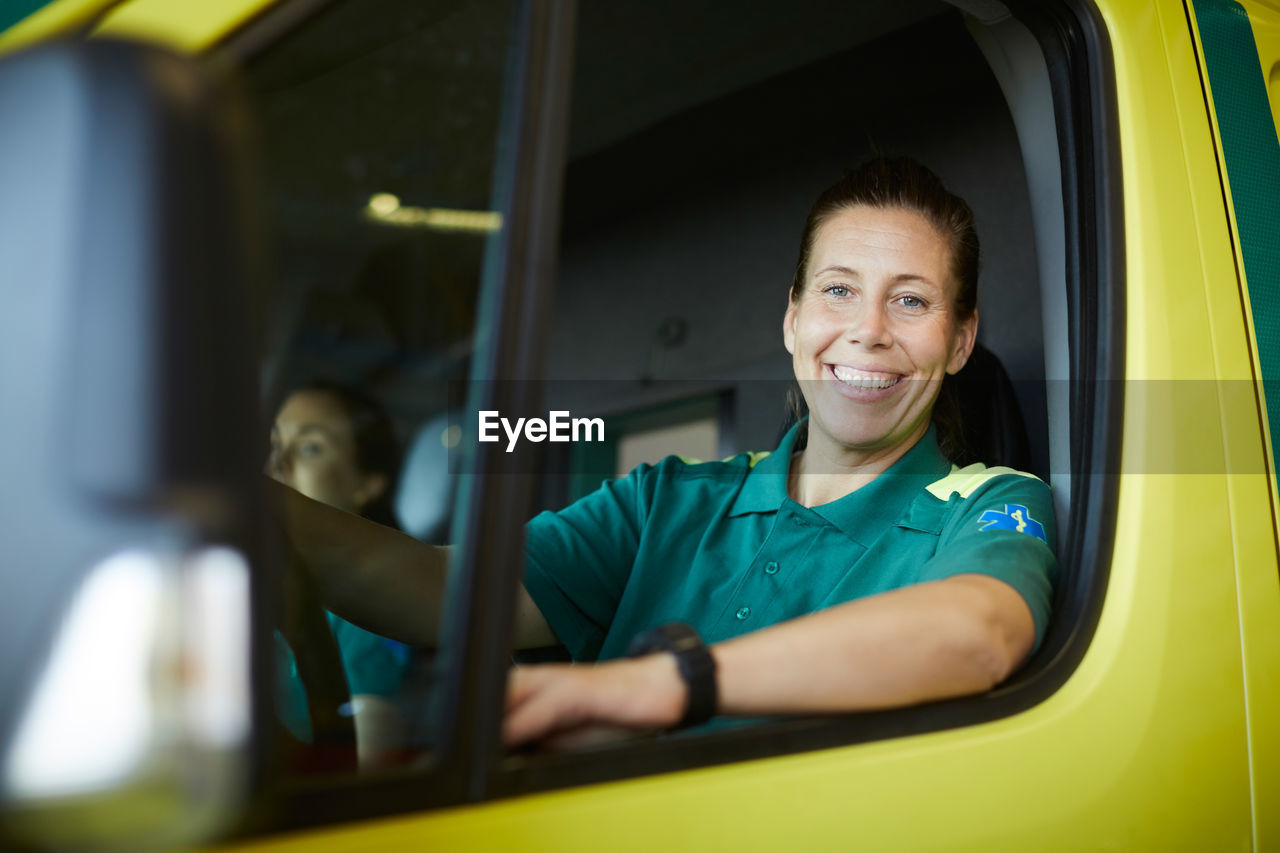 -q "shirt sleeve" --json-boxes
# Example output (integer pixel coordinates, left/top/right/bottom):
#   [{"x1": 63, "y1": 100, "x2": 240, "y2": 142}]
[
  {"x1": 327, "y1": 612, "x2": 413, "y2": 698},
  {"x1": 523, "y1": 465, "x2": 651, "y2": 660},
  {"x1": 915, "y1": 473, "x2": 1060, "y2": 651}
]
